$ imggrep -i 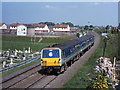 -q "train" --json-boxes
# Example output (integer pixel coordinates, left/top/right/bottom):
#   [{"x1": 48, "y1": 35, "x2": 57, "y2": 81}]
[{"x1": 41, "y1": 35, "x2": 94, "y2": 73}]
